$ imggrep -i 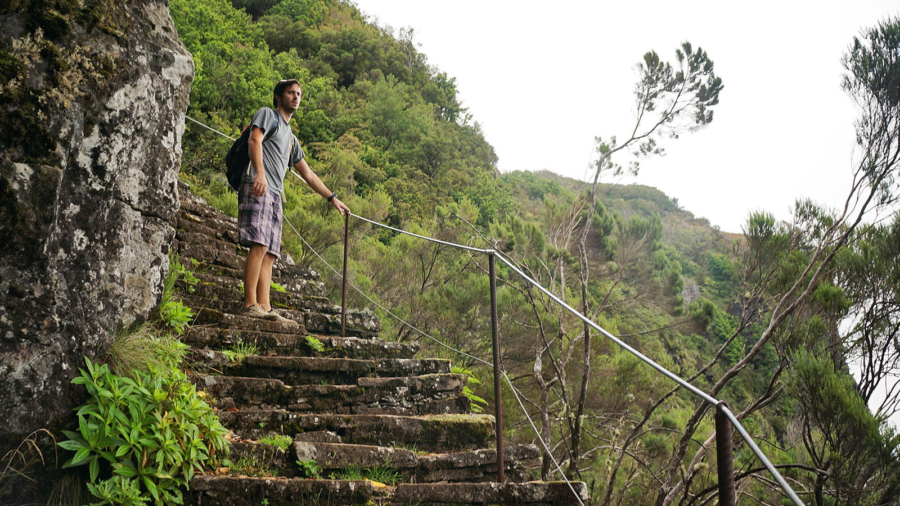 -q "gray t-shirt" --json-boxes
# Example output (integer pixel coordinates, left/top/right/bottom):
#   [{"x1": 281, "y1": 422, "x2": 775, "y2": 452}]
[{"x1": 243, "y1": 107, "x2": 304, "y2": 194}]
